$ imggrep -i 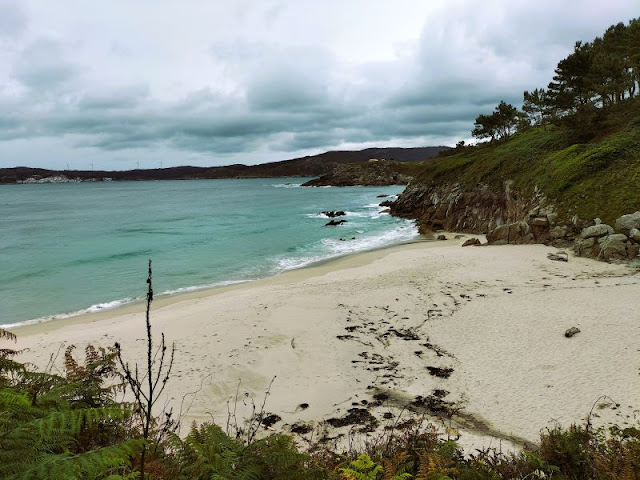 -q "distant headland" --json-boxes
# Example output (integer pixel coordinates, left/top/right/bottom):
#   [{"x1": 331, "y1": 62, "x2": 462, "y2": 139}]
[{"x1": 0, "y1": 146, "x2": 449, "y2": 184}]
